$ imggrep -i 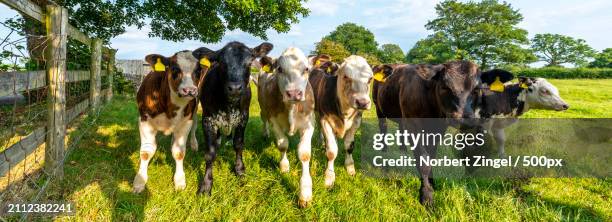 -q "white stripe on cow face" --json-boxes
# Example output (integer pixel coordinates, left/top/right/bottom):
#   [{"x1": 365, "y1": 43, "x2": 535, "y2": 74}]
[
  {"x1": 175, "y1": 51, "x2": 198, "y2": 98},
  {"x1": 525, "y1": 78, "x2": 569, "y2": 111},
  {"x1": 338, "y1": 55, "x2": 373, "y2": 110},
  {"x1": 276, "y1": 47, "x2": 310, "y2": 103}
]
